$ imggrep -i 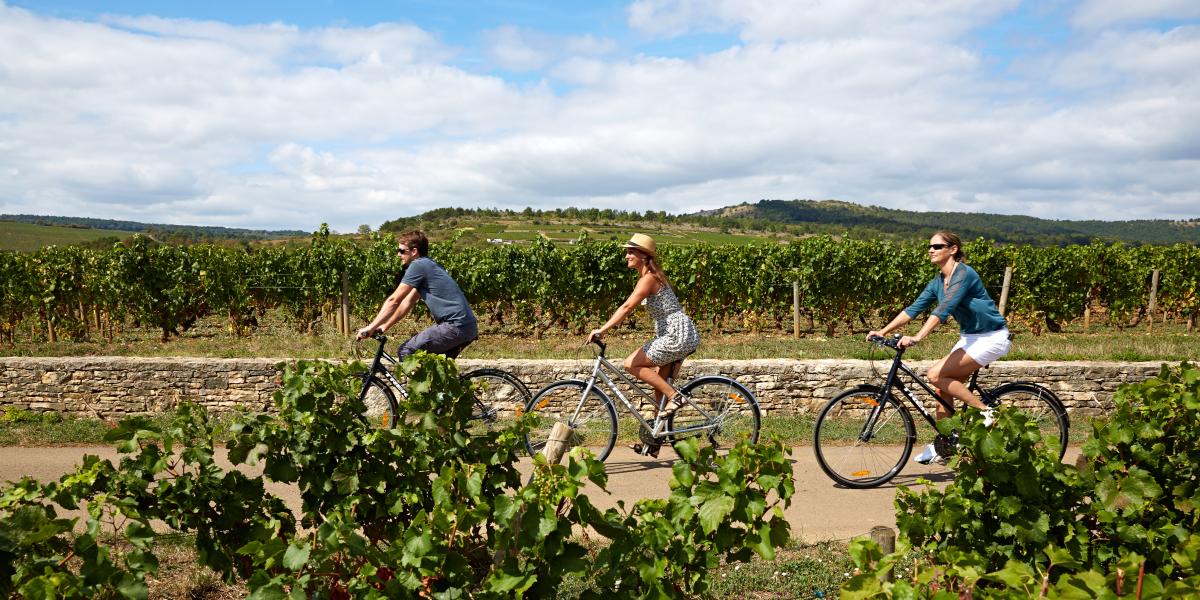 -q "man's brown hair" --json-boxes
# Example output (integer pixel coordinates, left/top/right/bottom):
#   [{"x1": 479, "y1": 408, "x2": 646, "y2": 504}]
[{"x1": 399, "y1": 230, "x2": 429, "y2": 257}]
